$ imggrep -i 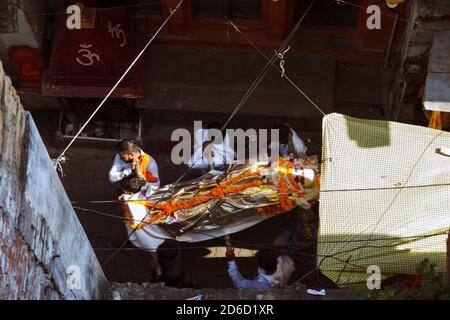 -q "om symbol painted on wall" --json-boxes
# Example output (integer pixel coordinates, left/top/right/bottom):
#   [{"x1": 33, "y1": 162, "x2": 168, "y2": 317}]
[{"x1": 75, "y1": 43, "x2": 100, "y2": 66}]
